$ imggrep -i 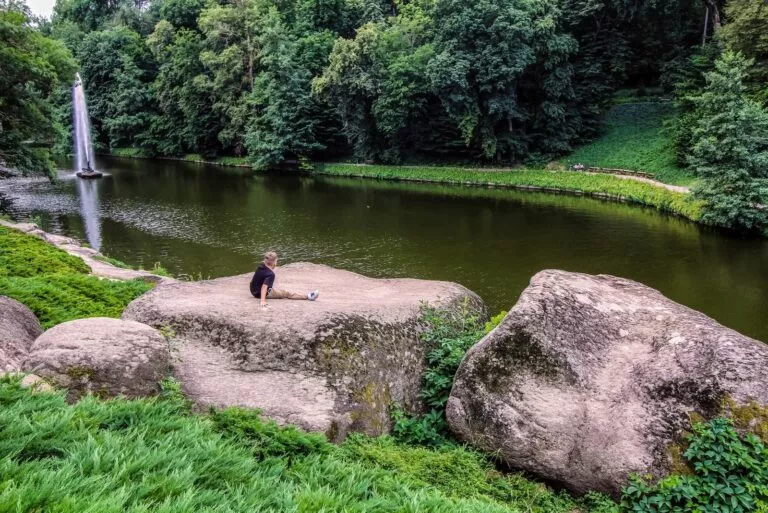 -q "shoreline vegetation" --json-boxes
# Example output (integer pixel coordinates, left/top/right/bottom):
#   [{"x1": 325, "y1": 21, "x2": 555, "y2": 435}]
[{"x1": 101, "y1": 151, "x2": 705, "y2": 224}]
